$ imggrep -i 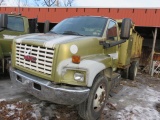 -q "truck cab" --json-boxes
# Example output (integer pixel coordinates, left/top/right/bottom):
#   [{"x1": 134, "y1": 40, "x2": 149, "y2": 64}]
[
  {"x1": 10, "y1": 16, "x2": 143, "y2": 120},
  {"x1": 0, "y1": 14, "x2": 37, "y2": 74}
]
